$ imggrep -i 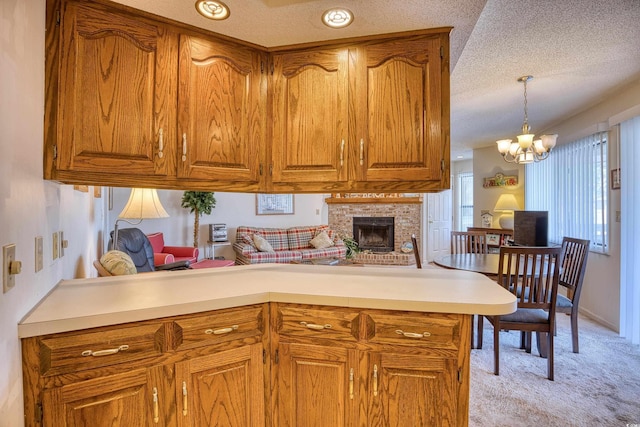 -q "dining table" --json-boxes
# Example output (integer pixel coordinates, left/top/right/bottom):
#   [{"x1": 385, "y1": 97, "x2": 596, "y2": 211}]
[{"x1": 433, "y1": 253, "x2": 501, "y2": 275}]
